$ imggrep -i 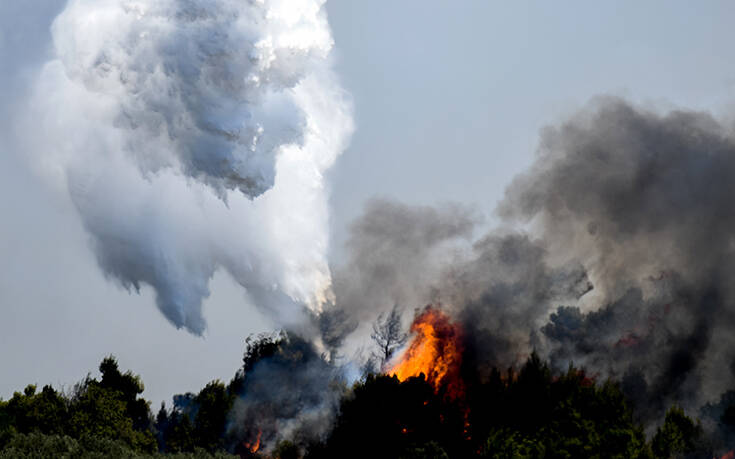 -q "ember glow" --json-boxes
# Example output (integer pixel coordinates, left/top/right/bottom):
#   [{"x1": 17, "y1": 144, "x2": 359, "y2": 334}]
[
  {"x1": 243, "y1": 430, "x2": 262, "y2": 454},
  {"x1": 389, "y1": 307, "x2": 464, "y2": 397}
]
